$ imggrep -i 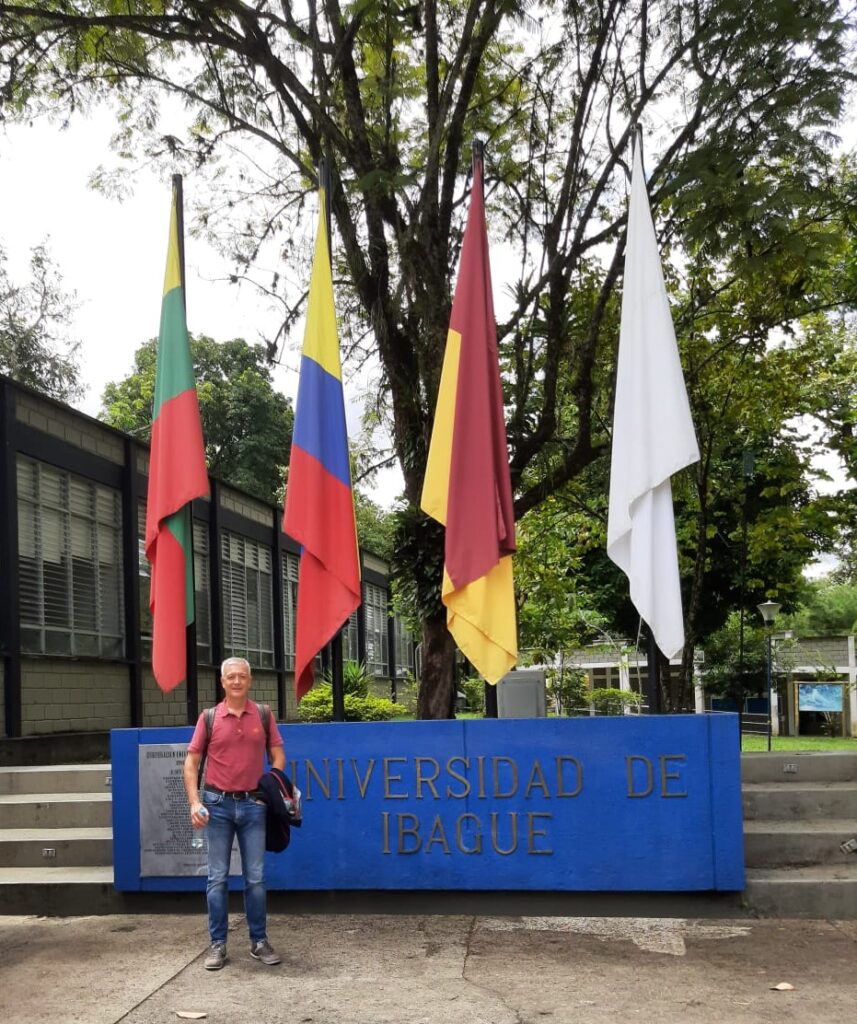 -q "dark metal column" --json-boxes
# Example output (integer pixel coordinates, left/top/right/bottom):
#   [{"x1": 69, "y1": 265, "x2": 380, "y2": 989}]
[
  {"x1": 271, "y1": 508, "x2": 286, "y2": 722},
  {"x1": 122, "y1": 438, "x2": 143, "y2": 727},
  {"x1": 0, "y1": 381, "x2": 21, "y2": 737},
  {"x1": 645, "y1": 623, "x2": 661, "y2": 714},
  {"x1": 208, "y1": 478, "x2": 225, "y2": 705},
  {"x1": 386, "y1": 589, "x2": 397, "y2": 703},
  {"x1": 356, "y1": 573, "x2": 367, "y2": 667}
]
